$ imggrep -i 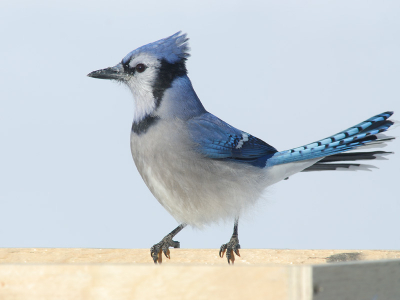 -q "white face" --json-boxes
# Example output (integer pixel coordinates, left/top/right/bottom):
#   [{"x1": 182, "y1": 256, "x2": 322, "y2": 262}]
[{"x1": 123, "y1": 53, "x2": 161, "y2": 123}]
